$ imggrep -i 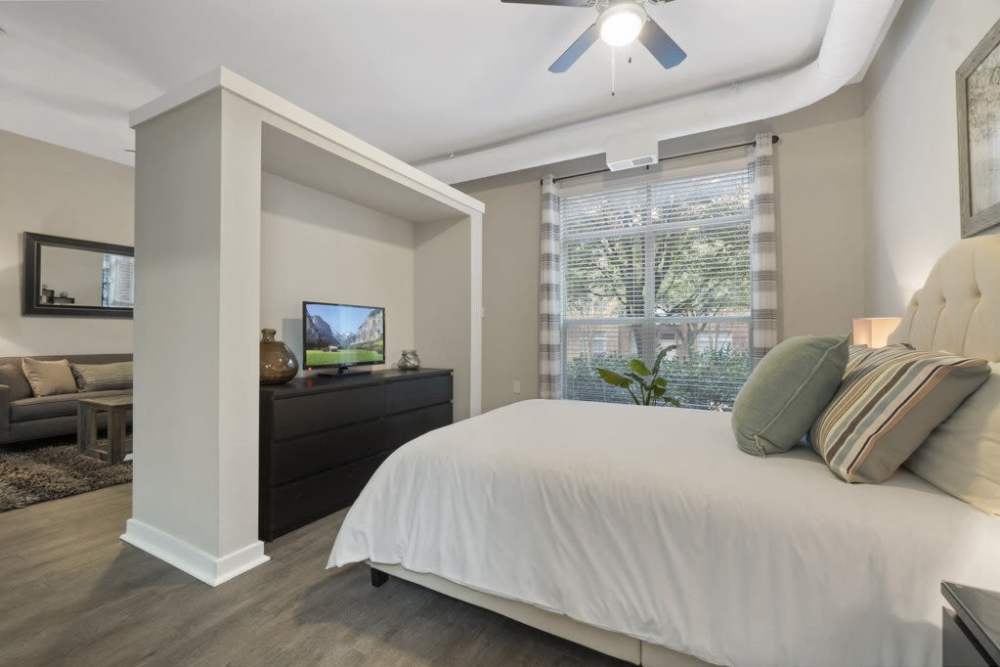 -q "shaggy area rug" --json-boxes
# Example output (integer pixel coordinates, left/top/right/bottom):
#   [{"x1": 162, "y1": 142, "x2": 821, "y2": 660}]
[{"x1": 0, "y1": 443, "x2": 131, "y2": 512}]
